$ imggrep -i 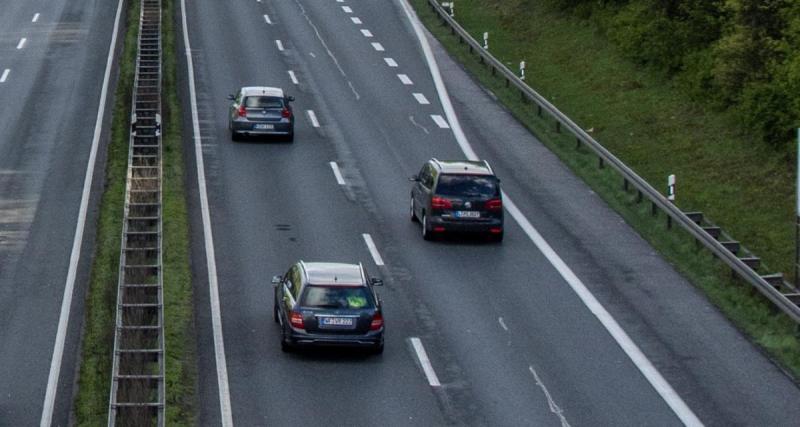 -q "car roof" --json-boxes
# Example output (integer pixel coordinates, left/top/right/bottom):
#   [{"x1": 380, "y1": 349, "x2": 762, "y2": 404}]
[
  {"x1": 431, "y1": 159, "x2": 494, "y2": 176},
  {"x1": 240, "y1": 86, "x2": 284, "y2": 98},
  {"x1": 301, "y1": 262, "x2": 365, "y2": 286}
]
